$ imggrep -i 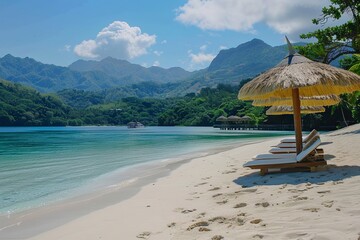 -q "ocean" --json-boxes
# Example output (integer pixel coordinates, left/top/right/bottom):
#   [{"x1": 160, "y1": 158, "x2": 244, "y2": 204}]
[{"x1": 0, "y1": 126, "x2": 290, "y2": 215}]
